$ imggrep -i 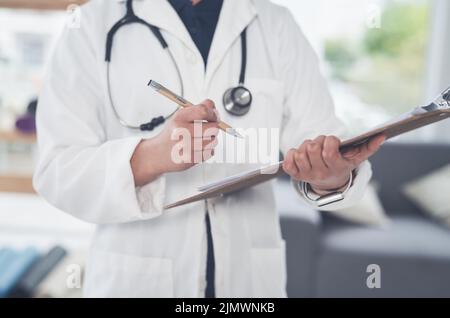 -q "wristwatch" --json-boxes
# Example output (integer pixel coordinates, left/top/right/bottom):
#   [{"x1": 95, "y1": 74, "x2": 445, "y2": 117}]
[{"x1": 293, "y1": 172, "x2": 353, "y2": 208}]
